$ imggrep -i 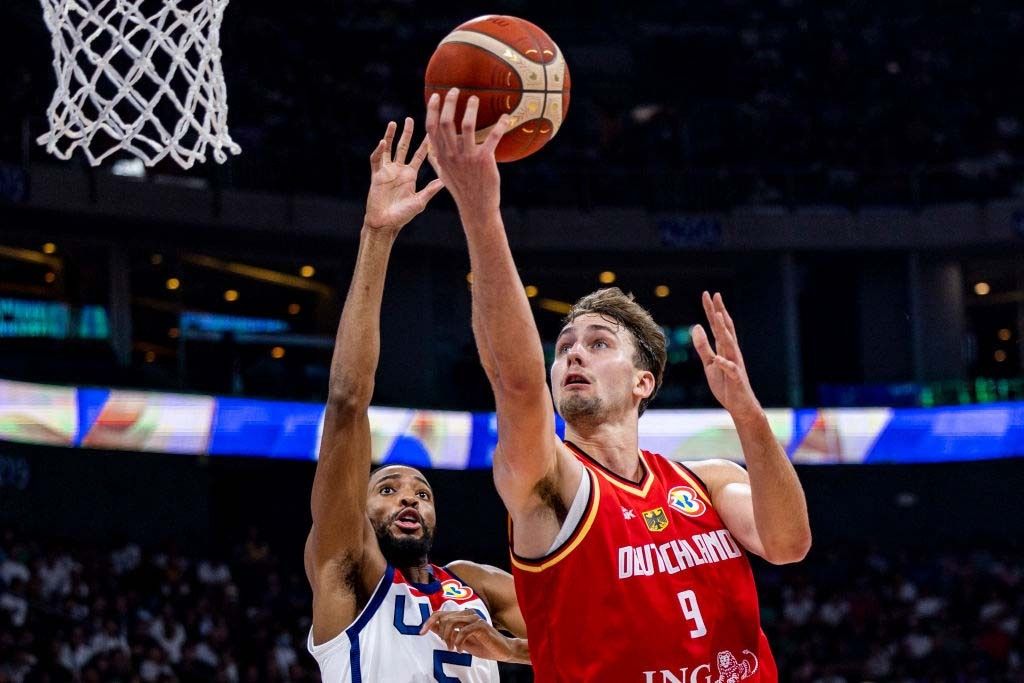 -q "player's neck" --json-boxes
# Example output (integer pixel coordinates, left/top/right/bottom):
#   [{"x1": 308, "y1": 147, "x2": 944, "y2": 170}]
[
  {"x1": 398, "y1": 559, "x2": 433, "y2": 585},
  {"x1": 565, "y1": 420, "x2": 642, "y2": 483}
]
